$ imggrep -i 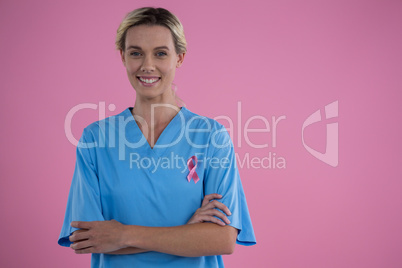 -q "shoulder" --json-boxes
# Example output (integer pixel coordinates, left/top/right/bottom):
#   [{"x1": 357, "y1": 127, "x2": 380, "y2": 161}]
[
  {"x1": 182, "y1": 107, "x2": 232, "y2": 149},
  {"x1": 81, "y1": 107, "x2": 131, "y2": 141}
]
